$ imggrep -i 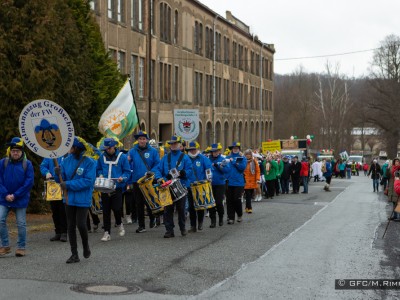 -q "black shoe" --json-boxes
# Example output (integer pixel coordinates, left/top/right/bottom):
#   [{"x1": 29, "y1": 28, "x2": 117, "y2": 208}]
[
  {"x1": 198, "y1": 223, "x2": 203, "y2": 231},
  {"x1": 83, "y1": 247, "x2": 91, "y2": 259},
  {"x1": 181, "y1": 230, "x2": 188, "y2": 236},
  {"x1": 66, "y1": 254, "x2": 80, "y2": 264},
  {"x1": 227, "y1": 219, "x2": 234, "y2": 225},
  {"x1": 188, "y1": 226, "x2": 197, "y2": 233},
  {"x1": 50, "y1": 234, "x2": 61, "y2": 242},
  {"x1": 210, "y1": 222, "x2": 216, "y2": 228},
  {"x1": 60, "y1": 233, "x2": 68, "y2": 242},
  {"x1": 136, "y1": 227, "x2": 146, "y2": 233},
  {"x1": 164, "y1": 232, "x2": 175, "y2": 238}
]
